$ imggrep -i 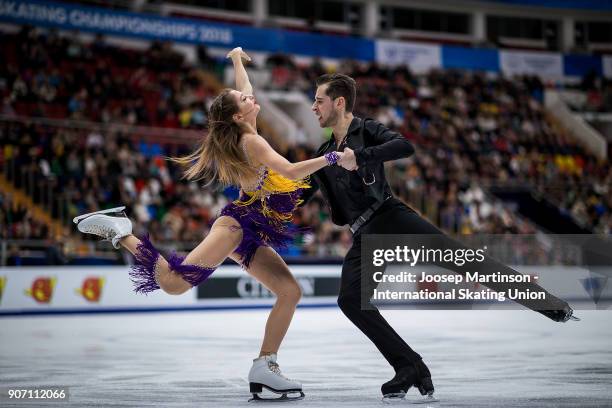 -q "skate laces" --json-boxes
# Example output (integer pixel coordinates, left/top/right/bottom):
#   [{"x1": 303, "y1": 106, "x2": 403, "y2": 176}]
[
  {"x1": 81, "y1": 218, "x2": 121, "y2": 243},
  {"x1": 87, "y1": 224, "x2": 115, "y2": 241},
  {"x1": 268, "y1": 361, "x2": 290, "y2": 381}
]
